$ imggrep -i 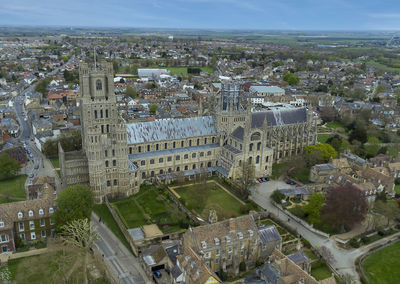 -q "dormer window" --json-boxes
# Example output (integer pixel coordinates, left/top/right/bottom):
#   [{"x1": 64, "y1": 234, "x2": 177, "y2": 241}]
[
  {"x1": 248, "y1": 229, "x2": 254, "y2": 237},
  {"x1": 225, "y1": 236, "x2": 231, "y2": 243},
  {"x1": 96, "y1": 79, "x2": 102, "y2": 90},
  {"x1": 39, "y1": 209, "x2": 44, "y2": 215},
  {"x1": 214, "y1": 237, "x2": 220, "y2": 246},
  {"x1": 49, "y1": 208, "x2": 54, "y2": 214},
  {"x1": 201, "y1": 241, "x2": 207, "y2": 249},
  {"x1": 28, "y1": 210, "x2": 33, "y2": 217},
  {"x1": 237, "y1": 232, "x2": 243, "y2": 239},
  {"x1": 0, "y1": 221, "x2": 4, "y2": 228},
  {"x1": 18, "y1": 212, "x2": 23, "y2": 218}
]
